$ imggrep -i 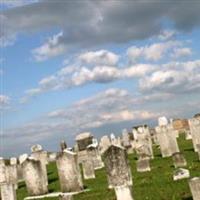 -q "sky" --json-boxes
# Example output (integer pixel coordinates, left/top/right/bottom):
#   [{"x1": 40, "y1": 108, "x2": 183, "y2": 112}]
[{"x1": 0, "y1": 0, "x2": 200, "y2": 157}]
